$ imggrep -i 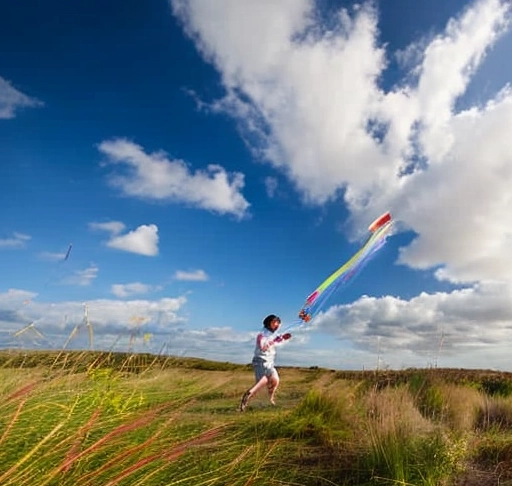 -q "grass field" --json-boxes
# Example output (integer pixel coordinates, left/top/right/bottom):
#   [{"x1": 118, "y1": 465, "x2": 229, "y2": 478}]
[{"x1": 2, "y1": 349, "x2": 512, "y2": 485}]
